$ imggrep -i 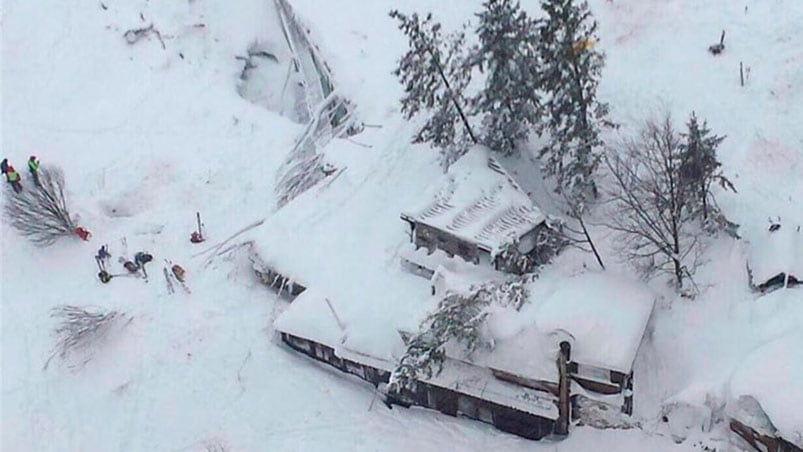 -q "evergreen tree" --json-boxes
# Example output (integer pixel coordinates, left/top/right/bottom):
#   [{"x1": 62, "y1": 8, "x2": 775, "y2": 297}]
[
  {"x1": 388, "y1": 279, "x2": 528, "y2": 393},
  {"x1": 537, "y1": 0, "x2": 608, "y2": 203},
  {"x1": 679, "y1": 112, "x2": 735, "y2": 222},
  {"x1": 389, "y1": 10, "x2": 478, "y2": 169},
  {"x1": 473, "y1": 0, "x2": 541, "y2": 155}
]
